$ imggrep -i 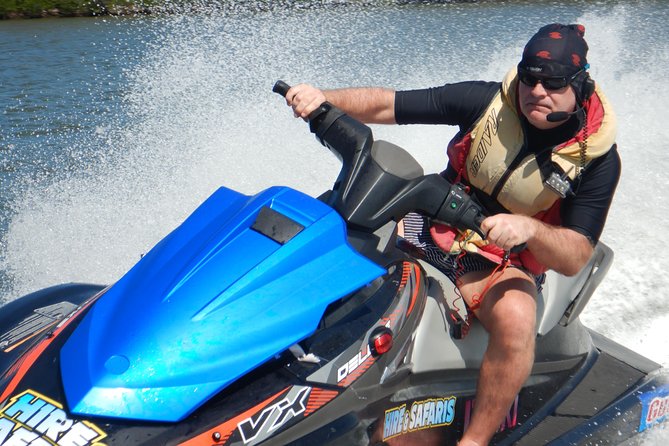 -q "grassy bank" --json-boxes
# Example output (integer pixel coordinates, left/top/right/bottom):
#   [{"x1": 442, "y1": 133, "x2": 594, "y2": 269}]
[
  {"x1": 0, "y1": 0, "x2": 152, "y2": 19},
  {"x1": 0, "y1": 0, "x2": 472, "y2": 20},
  {"x1": 3, "y1": 0, "x2": 569, "y2": 20}
]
